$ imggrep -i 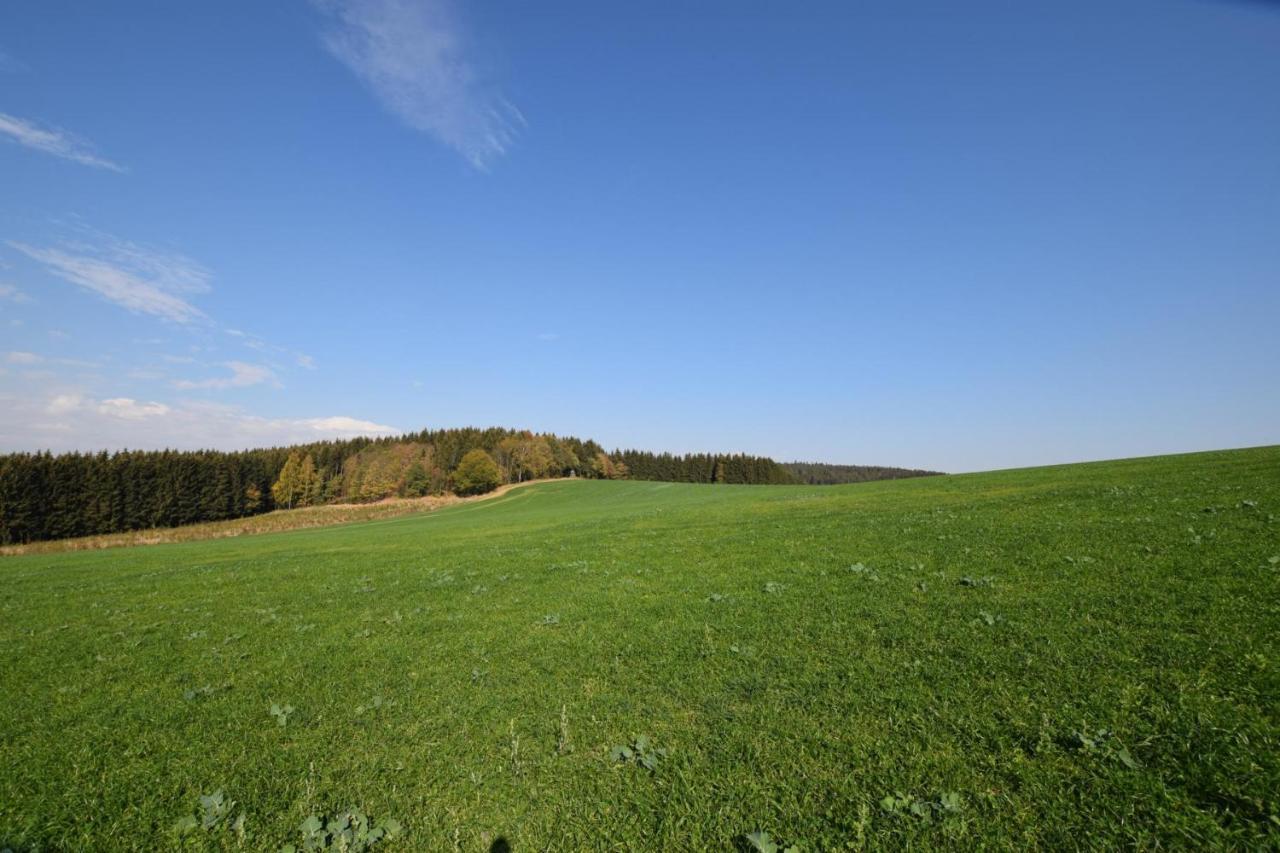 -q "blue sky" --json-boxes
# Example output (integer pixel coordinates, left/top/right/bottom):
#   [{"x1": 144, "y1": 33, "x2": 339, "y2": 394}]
[{"x1": 1, "y1": 0, "x2": 1277, "y2": 472}]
